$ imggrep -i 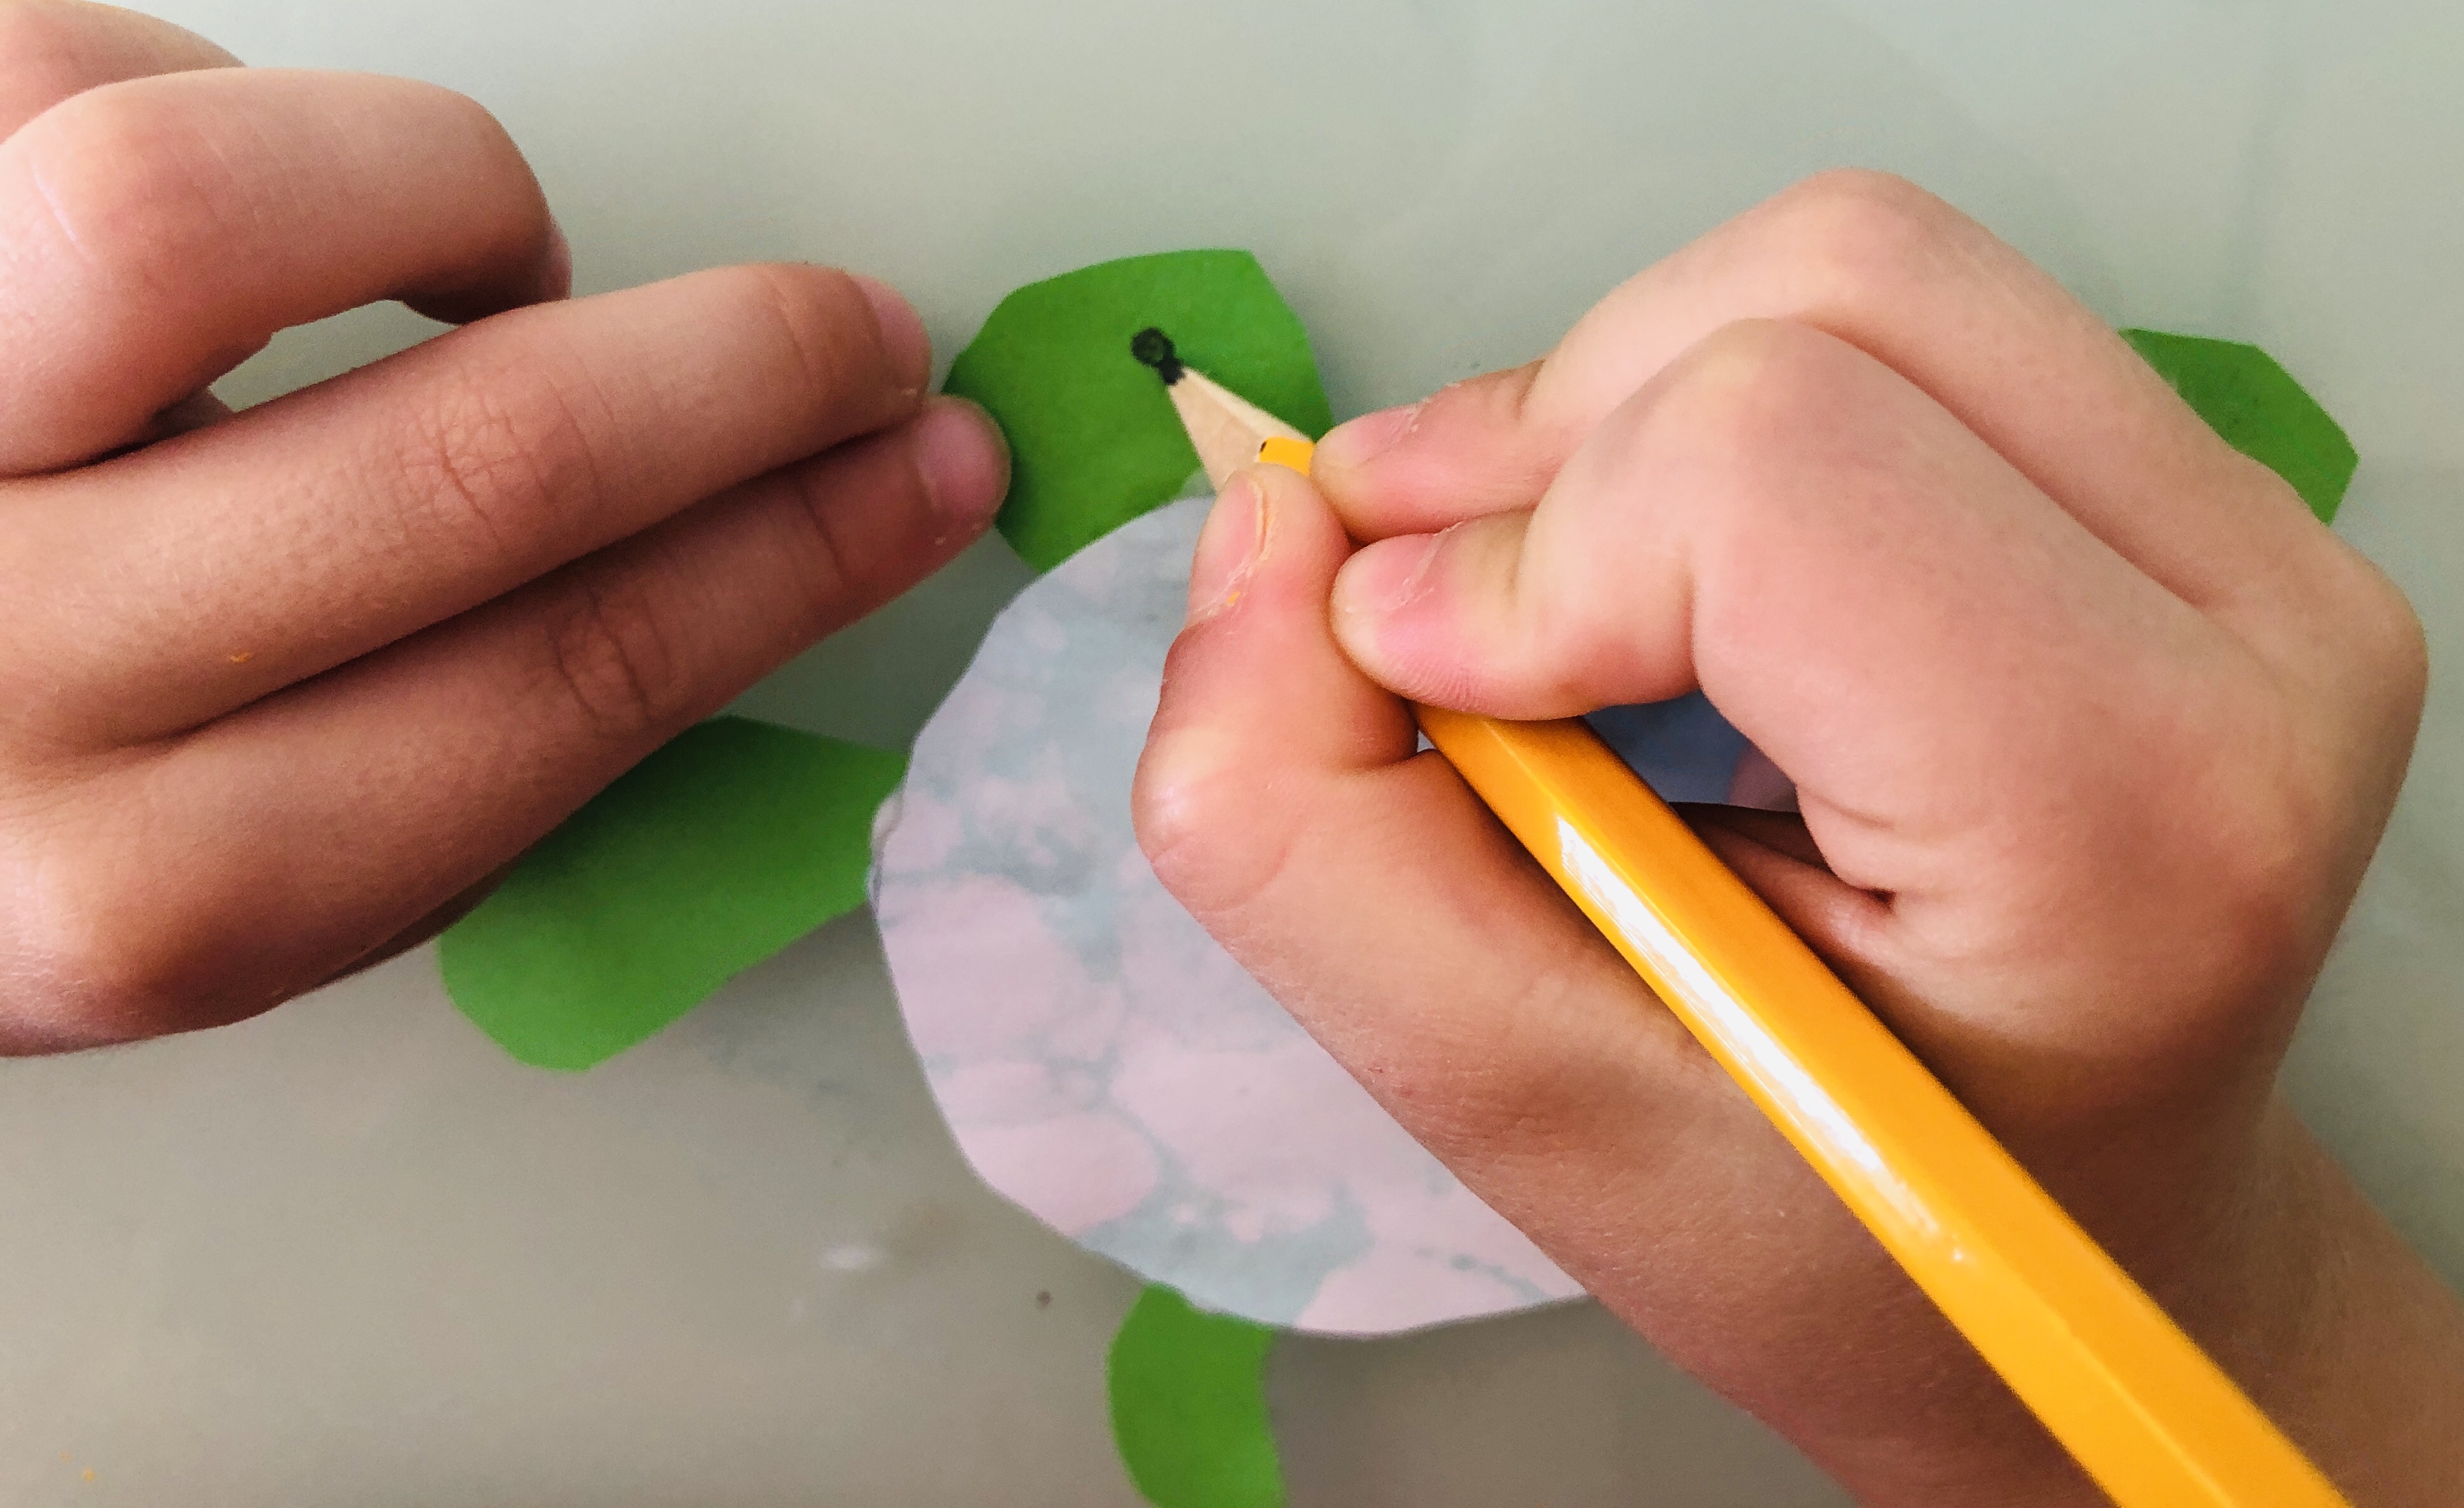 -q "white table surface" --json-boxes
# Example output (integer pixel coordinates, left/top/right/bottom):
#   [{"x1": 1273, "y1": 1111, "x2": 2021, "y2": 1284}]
[{"x1": 4, "y1": 1, "x2": 2460, "y2": 1502}]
